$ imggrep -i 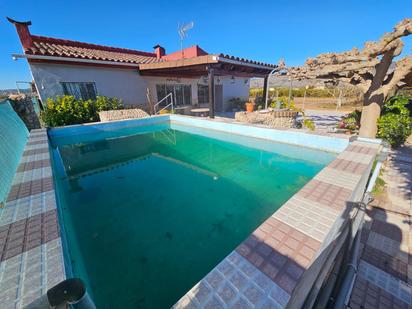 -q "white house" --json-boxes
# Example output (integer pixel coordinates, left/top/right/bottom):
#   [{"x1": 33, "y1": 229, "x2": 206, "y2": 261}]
[{"x1": 9, "y1": 18, "x2": 277, "y2": 116}]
